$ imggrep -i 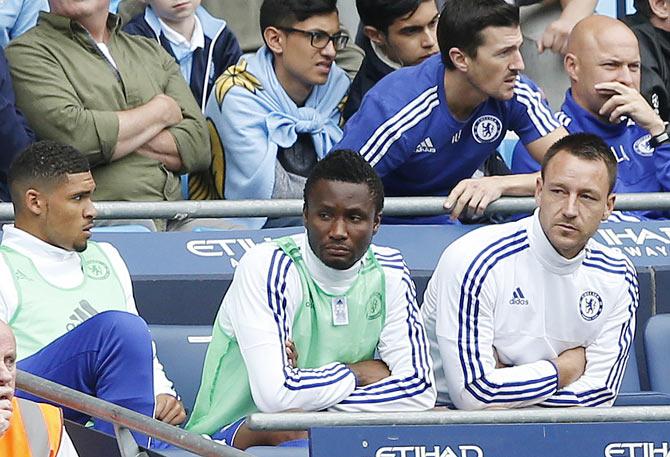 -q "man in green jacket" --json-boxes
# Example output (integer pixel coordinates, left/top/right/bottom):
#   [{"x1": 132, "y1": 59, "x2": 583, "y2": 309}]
[{"x1": 5, "y1": 0, "x2": 210, "y2": 229}]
